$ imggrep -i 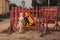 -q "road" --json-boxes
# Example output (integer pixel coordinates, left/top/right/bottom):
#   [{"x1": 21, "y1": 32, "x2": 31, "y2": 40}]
[{"x1": 0, "y1": 18, "x2": 60, "y2": 40}]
